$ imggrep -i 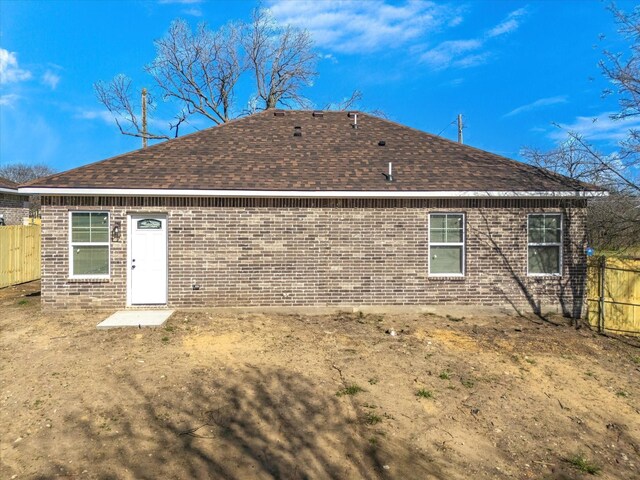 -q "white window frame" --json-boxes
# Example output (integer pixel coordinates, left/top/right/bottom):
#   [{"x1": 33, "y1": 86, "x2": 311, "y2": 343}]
[
  {"x1": 428, "y1": 212, "x2": 466, "y2": 277},
  {"x1": 527, "y1": 213, "x2": 563, "y2": 277},
  {"x1": 68, "y1": 211, "x2": 111, "y2": 279}
]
